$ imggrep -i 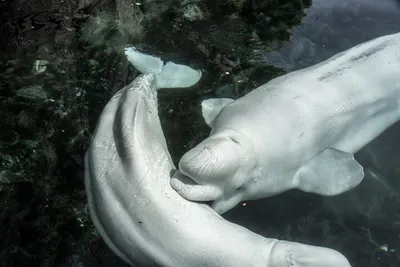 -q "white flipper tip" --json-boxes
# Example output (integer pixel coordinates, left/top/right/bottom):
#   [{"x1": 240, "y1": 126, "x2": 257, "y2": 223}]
[{"x1": 201, "y1": 98, "x2": 234, "y2": 126}]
